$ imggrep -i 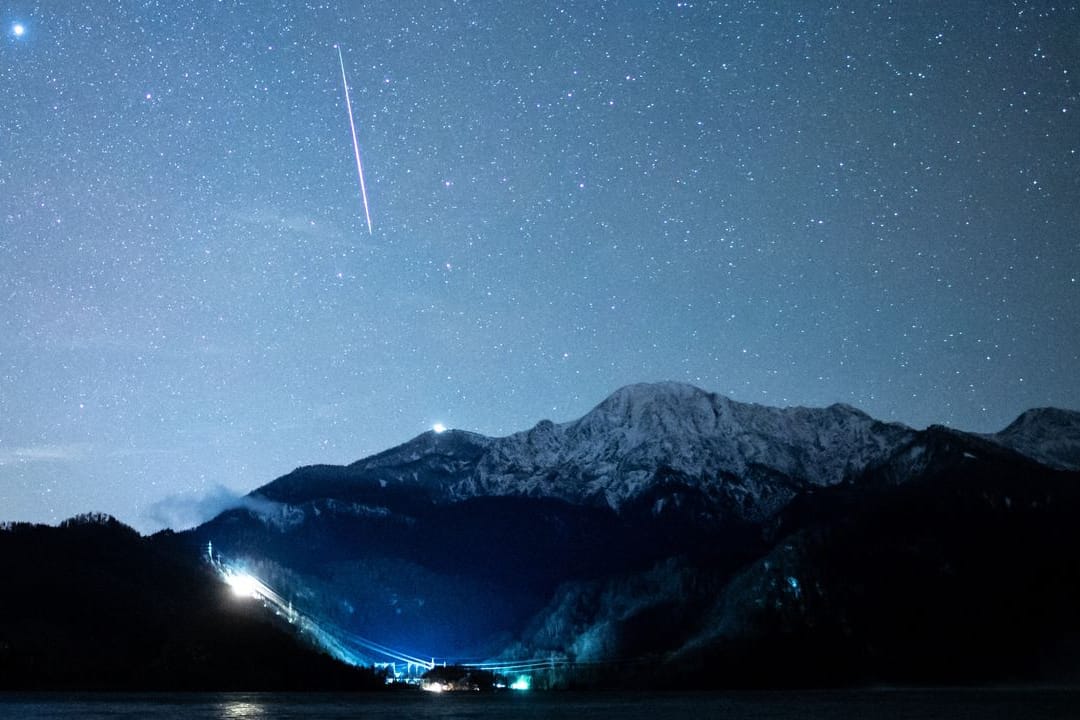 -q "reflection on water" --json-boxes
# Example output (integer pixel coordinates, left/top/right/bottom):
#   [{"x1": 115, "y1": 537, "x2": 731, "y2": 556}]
[
  {"x1": 2, "y1": 689, "x2": 1080, "y2": 720},
  {"x1": 219, "y1": 700, "x2": 266, "y2": 719}
]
